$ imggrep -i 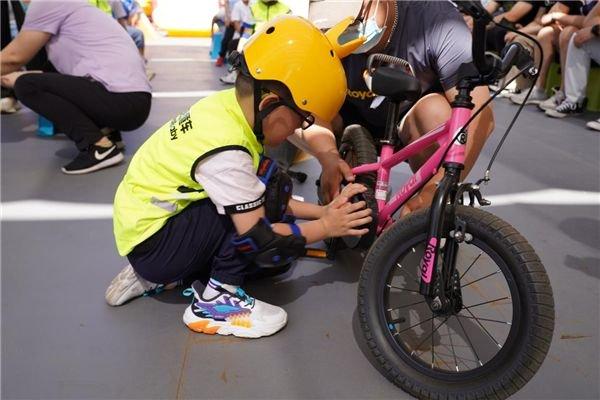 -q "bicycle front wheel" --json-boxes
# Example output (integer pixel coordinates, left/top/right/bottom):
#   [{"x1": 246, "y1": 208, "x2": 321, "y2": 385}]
[{"x1": 358, "y1": 206, "x2": 554, "y2": 399}]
